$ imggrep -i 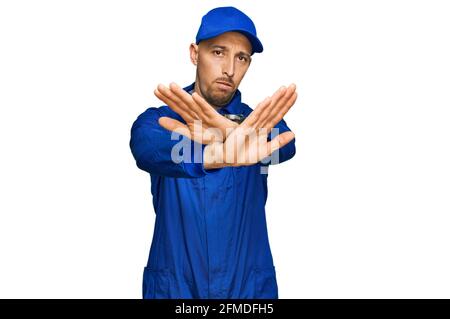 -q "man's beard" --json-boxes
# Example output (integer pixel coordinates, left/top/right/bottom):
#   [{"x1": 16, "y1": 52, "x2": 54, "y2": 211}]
[
  {"x1": 197, "y1": 73, "x2": 236, "y2": 107},
  {"x1": 203, "y1": 86, "x2": 235, "y2": 107}
]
